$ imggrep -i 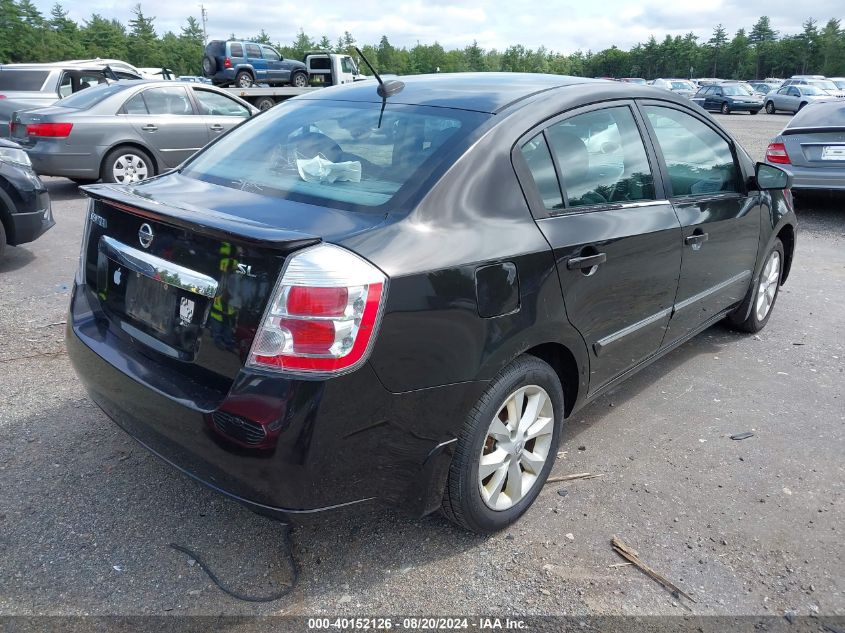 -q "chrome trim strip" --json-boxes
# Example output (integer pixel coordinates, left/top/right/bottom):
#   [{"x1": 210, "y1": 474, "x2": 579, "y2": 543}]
[
  {"x1": 100, "y1": 235, "x2": 218, "y2": 298},
  {"x1": 674, "y1": 270, "x2": 751, "y2": 312},
  {"x1": 613, "y1": 199, "x2": 671, "y2": 209},
  {"x1": 593, "y1": 307, "x2": 672, "y2": 356}
]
